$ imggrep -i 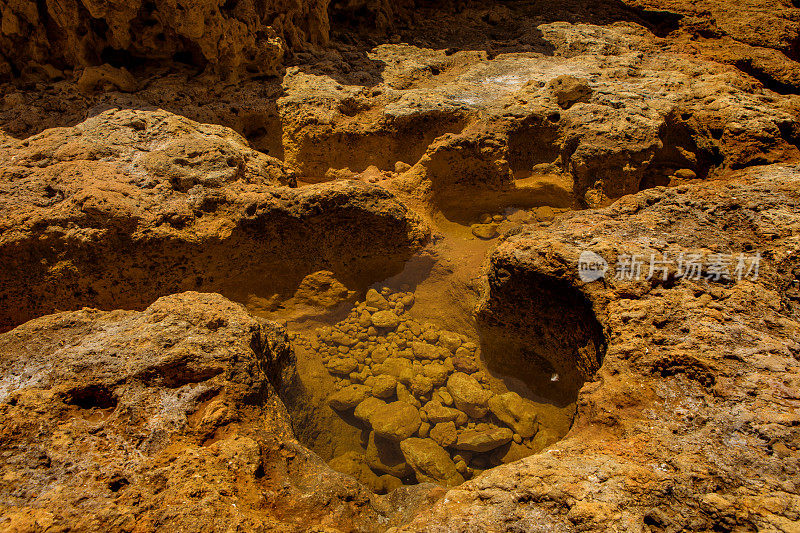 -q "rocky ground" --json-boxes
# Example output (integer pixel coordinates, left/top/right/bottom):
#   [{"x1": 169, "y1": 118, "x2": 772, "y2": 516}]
[{"x1": 1, "y1": 0, "x2": 800, "y2": 531}]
